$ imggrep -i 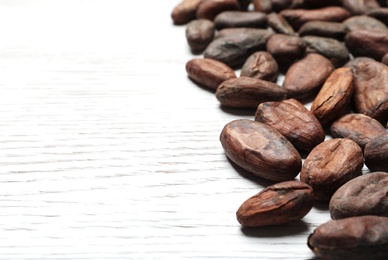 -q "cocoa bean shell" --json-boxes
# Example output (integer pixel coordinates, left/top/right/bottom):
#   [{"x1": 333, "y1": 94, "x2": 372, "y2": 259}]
[{"x1": 240, "y1": 51, "x2": 278, "y2": 82}]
